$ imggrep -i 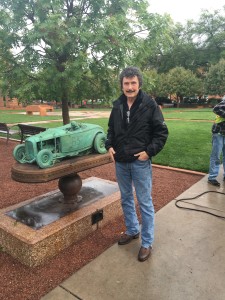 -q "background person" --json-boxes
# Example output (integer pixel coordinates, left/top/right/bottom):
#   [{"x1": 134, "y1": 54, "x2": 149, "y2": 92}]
[
  {"x1": 105, "y1": 66, "x2": 168, "y2": 262},
  {"x1": 208, "y1": 94, "x2": 225, "y2": 186}
]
